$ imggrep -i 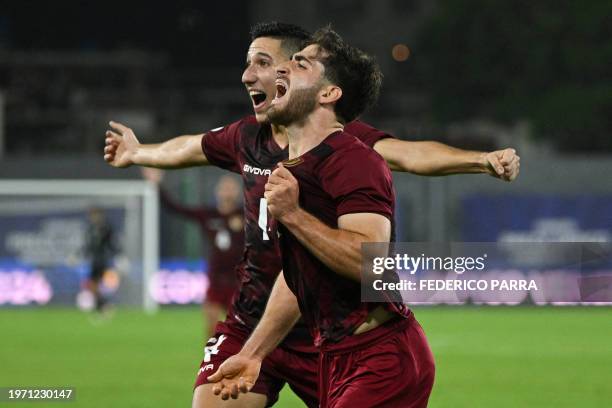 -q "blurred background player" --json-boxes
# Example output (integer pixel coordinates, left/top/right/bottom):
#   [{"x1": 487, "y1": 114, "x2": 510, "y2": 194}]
[
  {"x1": 142, "y1": 168, "x2": 244, "y2": 339},
  {"x1": 84, "y1": 207, "x2": 117, "y2": 313}
]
